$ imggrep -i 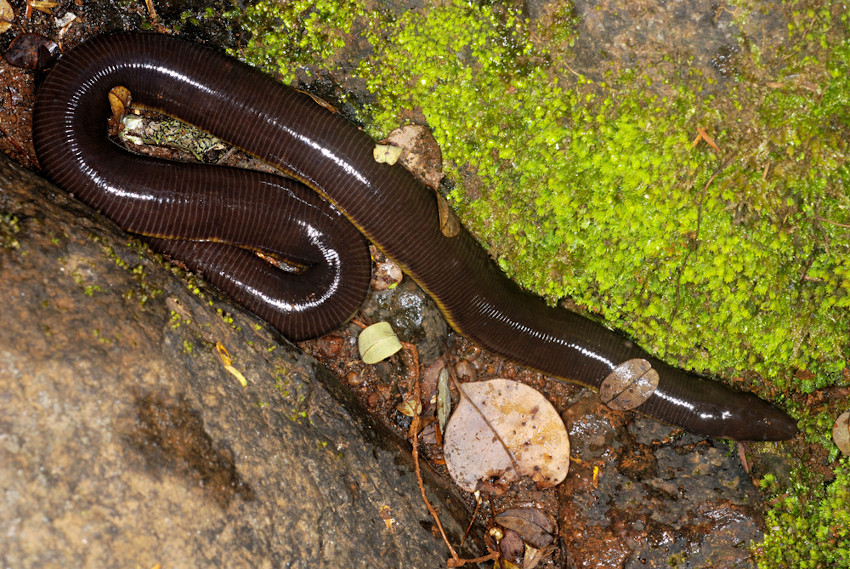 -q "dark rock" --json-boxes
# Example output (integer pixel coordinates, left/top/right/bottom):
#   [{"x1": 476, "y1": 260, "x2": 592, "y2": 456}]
[
  {"x1": 558, "y1": 393, "x2": 764, "y2": 569},
  {"x1": 0, "y1": 154, "x2": 481, "y2": 568}
]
